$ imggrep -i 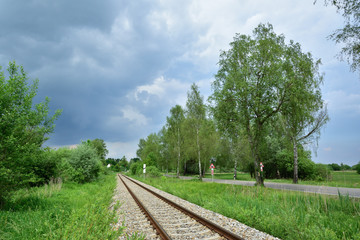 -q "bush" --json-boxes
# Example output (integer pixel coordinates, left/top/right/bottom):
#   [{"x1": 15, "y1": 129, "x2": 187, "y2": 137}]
[
  {"x1": 312, "y1": 164, "x2": 332, "y2": 181},
  {"x1": 355, "y1": 162, "x2": 360, "y2": 174},
  {"x1": 130, "y1": 161, "x2": 141, "y2": 175},
  {"x1": 28, "y1": 151, "x2": 58, "y2": 187},
  {"x1": 329, "y1": 163, "x2": 341, "y2": 171},
  {"x1": 146, "y1": 166, "x2": 162, "y2": 177},
  {"x1": 68, "y1": 144, "x2": 101, "y2": 183}
]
